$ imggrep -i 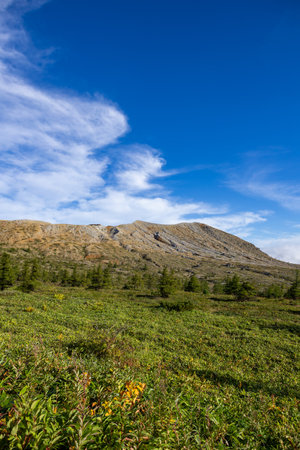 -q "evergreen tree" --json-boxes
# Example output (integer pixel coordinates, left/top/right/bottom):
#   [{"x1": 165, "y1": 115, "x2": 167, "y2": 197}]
[
  {"x1": 286, "y1": 271, "x2": 300, "y2": 300},
  {"x1": 185, "y1": 274, "x2": 201, "y2": 292},
  {"x1": 102, "y1": 266, "x2": 112, "y2": 289},
  {"x1": 224, "y1": 274, "x2": 240, "y2": 295},
  {"x1": 124, "y1": 272, "x2": 143, "y2": 290},
  {"x1": 70, "y1": 266, "x2": 81, "y2": 287},
  {"x1": 30, "y1": 258, "x2": 40, "y2": 281},
  {"x1": 41, "y1": 269, "x2": 49, "y2": 282},
  {"x1": 0, "y1": 253, "x2": 14, "y2": 291},
  {"x1": 89, "y1": 265, "x2": 104, "y2": 290},
  {"x1": 60, "y1": 269, "x2": 70, "y2": 286},
  {"x1": 263, "y1": 284, "x2": 284, "y2": 299},
  {"x1": 143, "y1": 272, "x2": 157, "y2": 290},
  {"x1": 235, "y1": 281, "x2": 255, "y2": 301},
  {"x1": 213, "y1": 281, "x2": 224, "y2": 294},
  {"x1": 158, "y1": 267, "x2": 176, "y2": 298},
  {"x1": 200, "y1": 280, "x2": 210, "y2": 295},
  {"x1": 19, "y1": 261, "x2": 36, "y2": 292}
]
